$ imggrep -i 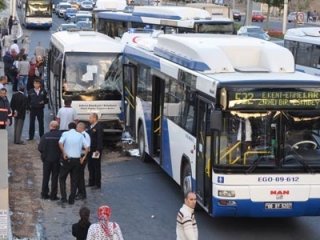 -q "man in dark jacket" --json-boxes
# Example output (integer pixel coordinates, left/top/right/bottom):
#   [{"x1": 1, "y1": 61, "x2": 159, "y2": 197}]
[
  {"x1": 87, "y1": 113, "x2": 103, "y2": 189},
  {"x1": 28, "y1": 78, "x2": 48, "y2": 140},
  {"x1": 3, "y1": 51, "x2": 15, "y2": 84},
  {"x1": 38, "y1": 120, "x2": 62, "y2": 200},
  {"x1": 8, "y1": 16, "x2": 13, "y2": 35},
  {"x1": 0, "y1": 88, "x2": 12, "y2": 129},
  {"x1": 10, "y1": 86, "x2": 28, "y2": 144}
]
